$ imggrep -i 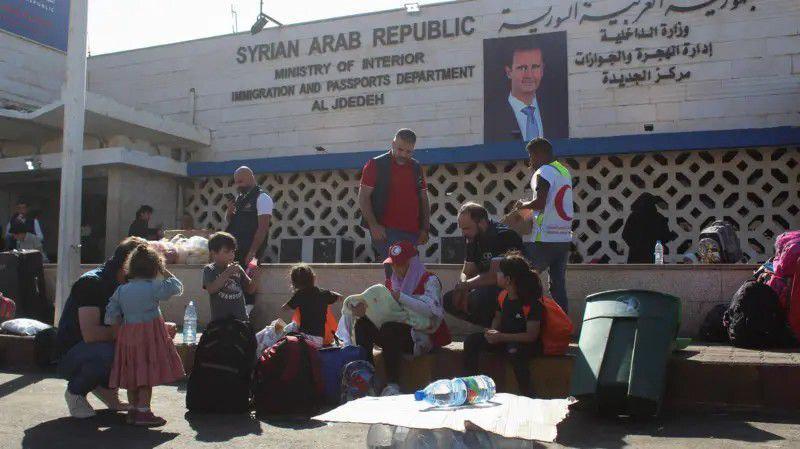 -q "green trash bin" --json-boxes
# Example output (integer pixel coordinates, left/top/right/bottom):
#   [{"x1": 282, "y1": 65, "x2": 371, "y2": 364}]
[{"x1": 570, "y1": 289, "x2": 681, "y2": 417}]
